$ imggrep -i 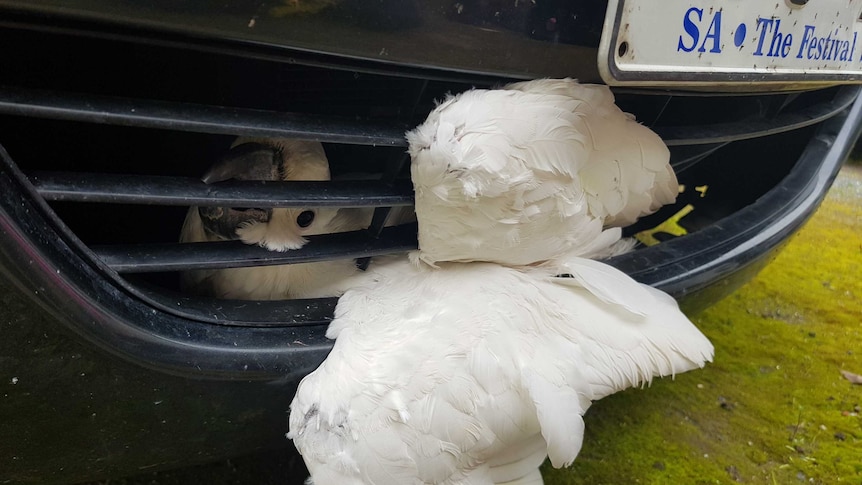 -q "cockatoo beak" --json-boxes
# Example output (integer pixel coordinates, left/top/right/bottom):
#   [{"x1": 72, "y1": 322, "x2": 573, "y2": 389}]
[
  {"x1": 197, "y1": 206, "x2": 273, "y2": 241},
  {"x1": 198, "y1": 142, "x2": 279, "y2": 240}
]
